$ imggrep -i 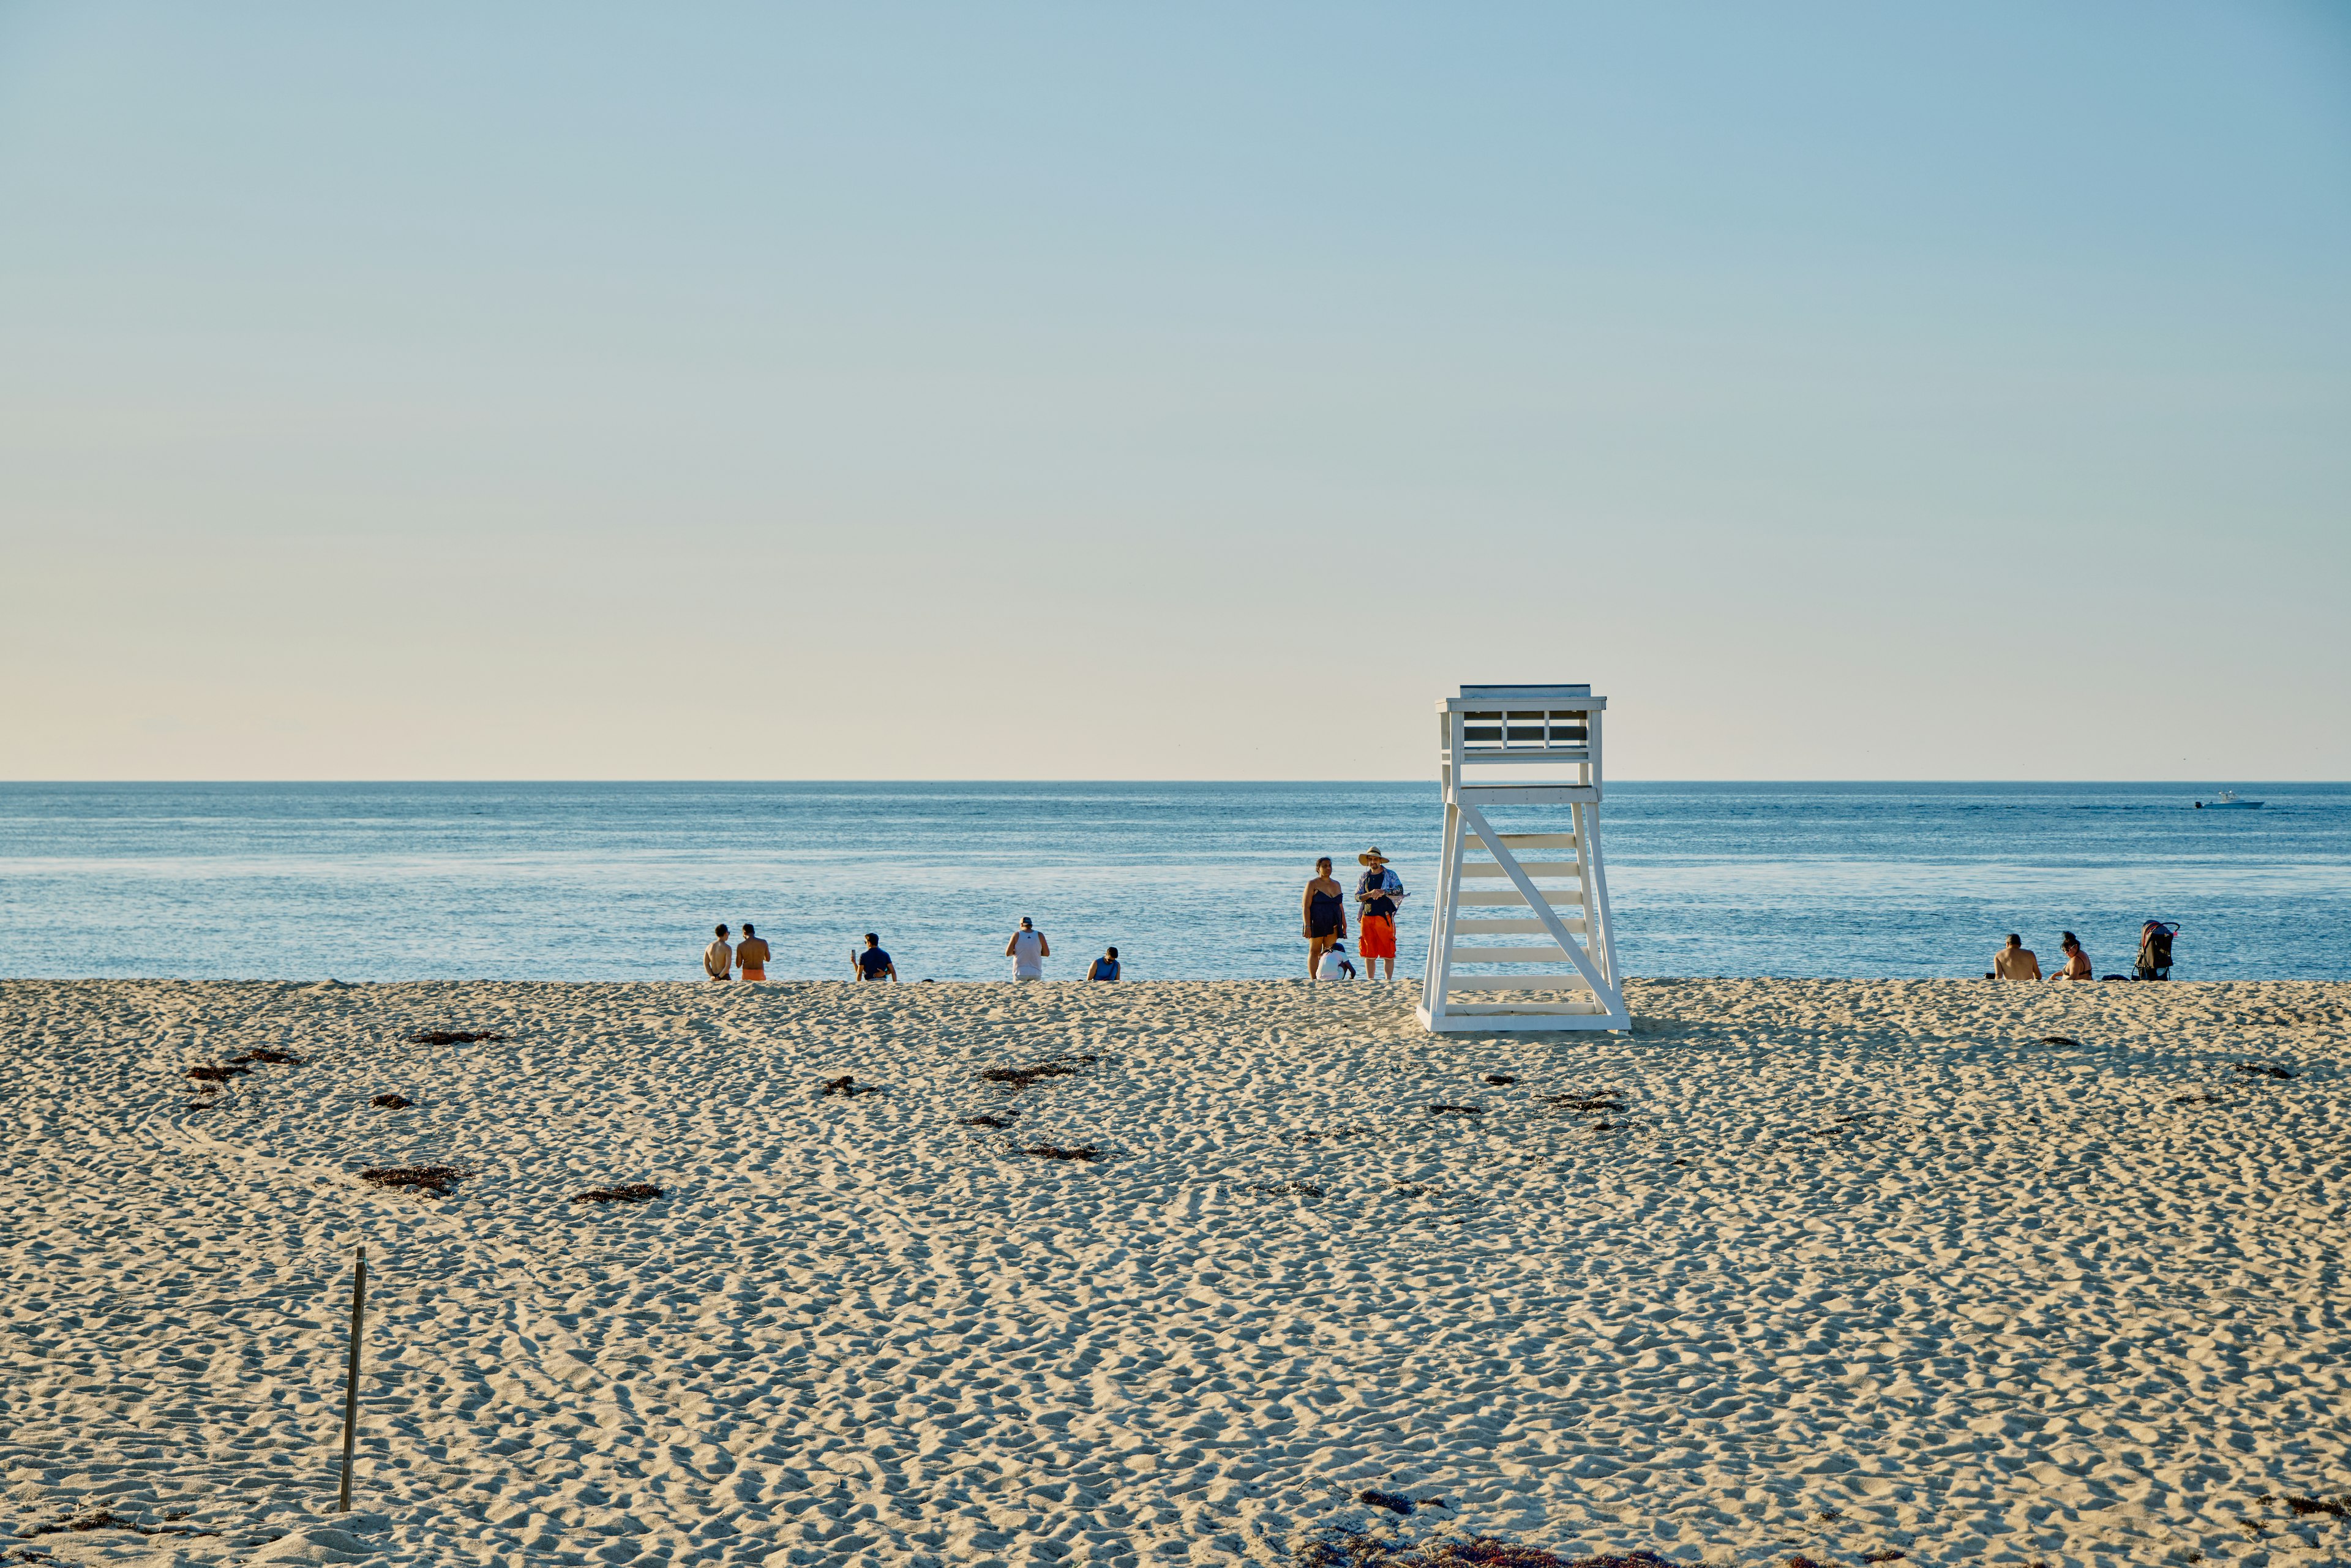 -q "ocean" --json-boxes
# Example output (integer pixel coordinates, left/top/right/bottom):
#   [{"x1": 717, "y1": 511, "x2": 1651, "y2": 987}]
[{"x1": 1, "y1": 782, "x2": 2344, "y2": 983}]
